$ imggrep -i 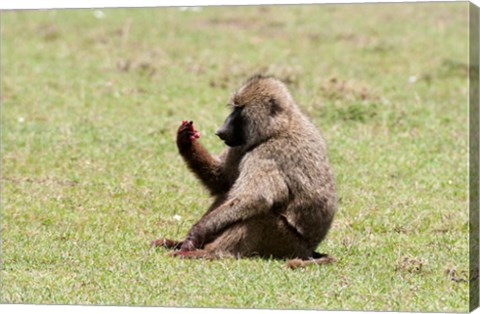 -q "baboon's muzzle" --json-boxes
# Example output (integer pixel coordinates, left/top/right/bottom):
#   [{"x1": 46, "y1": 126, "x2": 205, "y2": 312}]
[{"x1": 215, "y1": 107, "x2": 244, "y2": 147}]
